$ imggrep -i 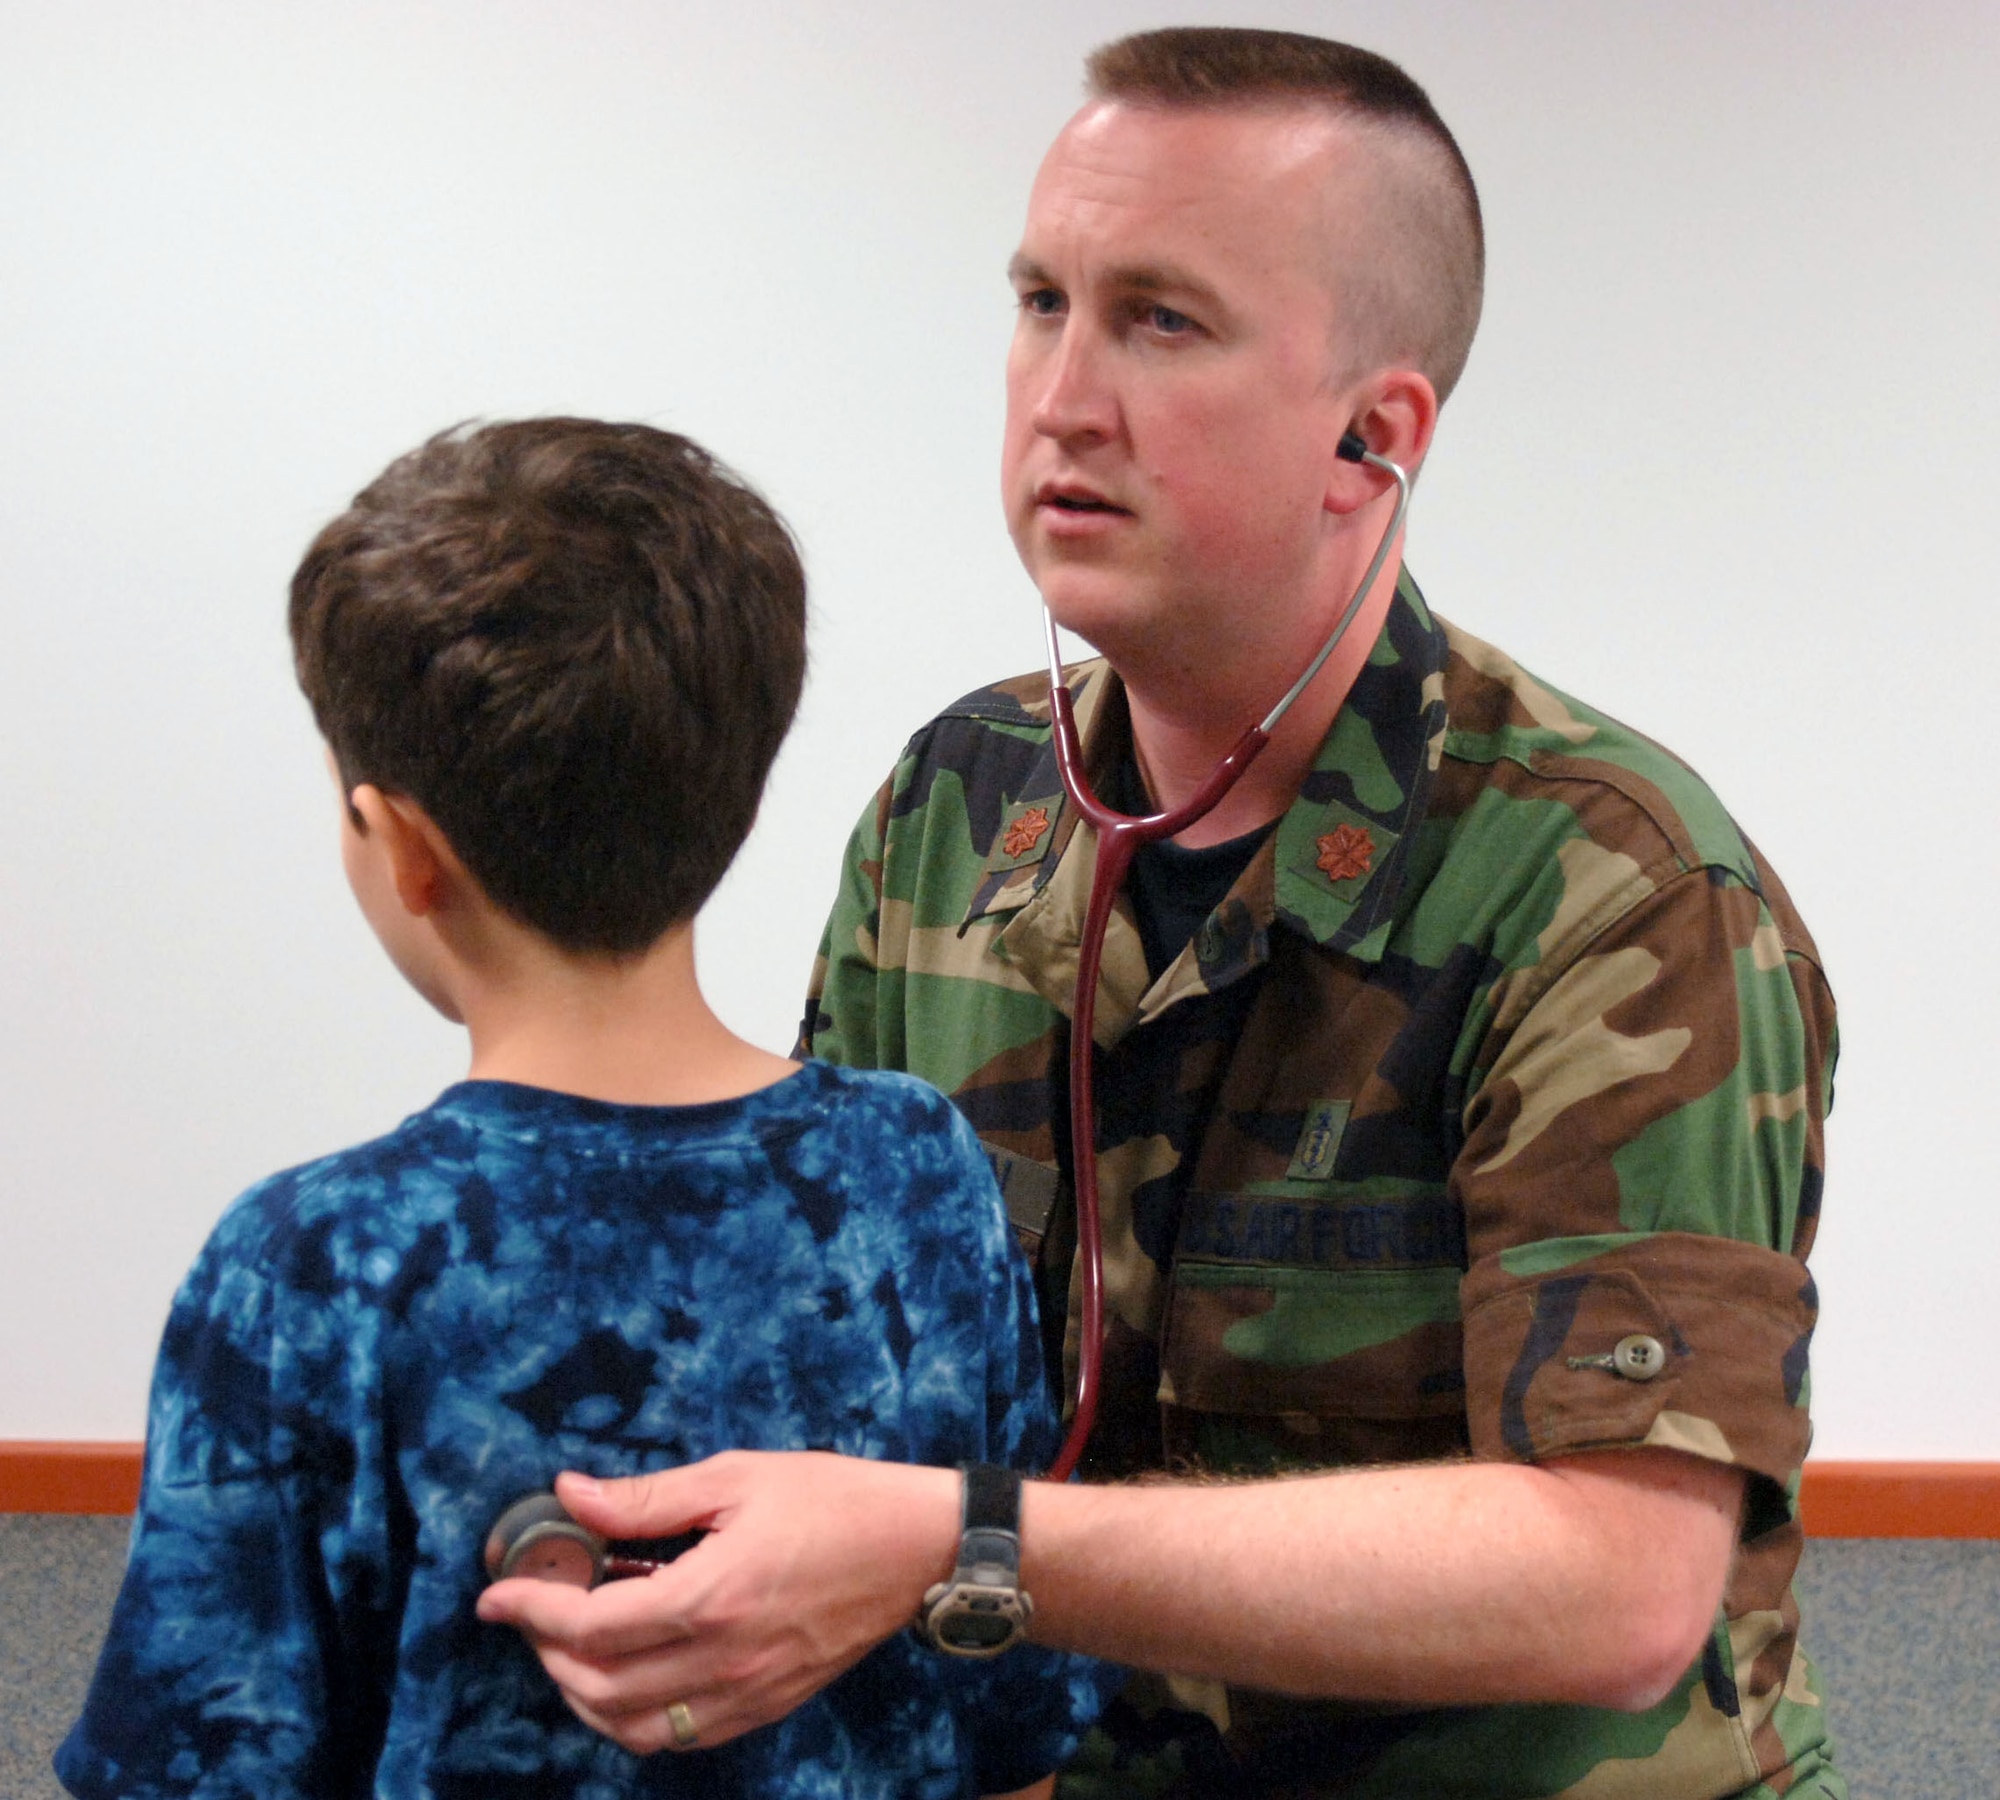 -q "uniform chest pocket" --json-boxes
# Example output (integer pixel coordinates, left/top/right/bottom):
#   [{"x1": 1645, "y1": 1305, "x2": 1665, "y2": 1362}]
[{"x1": 1160, "y1": 1186, "x2": 1469, "y2": 1421}]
